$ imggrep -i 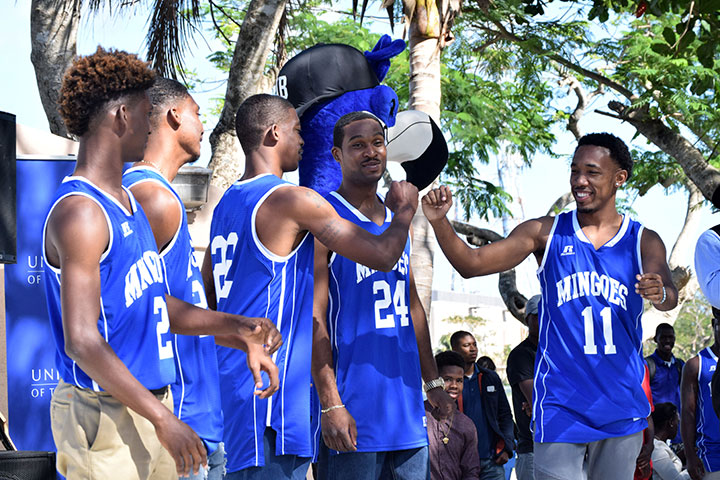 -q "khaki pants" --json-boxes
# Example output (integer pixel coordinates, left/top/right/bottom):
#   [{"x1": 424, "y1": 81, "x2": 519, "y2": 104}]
[{"x1": 51, "y1": 379, "x2": 178, "y2": 480}]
